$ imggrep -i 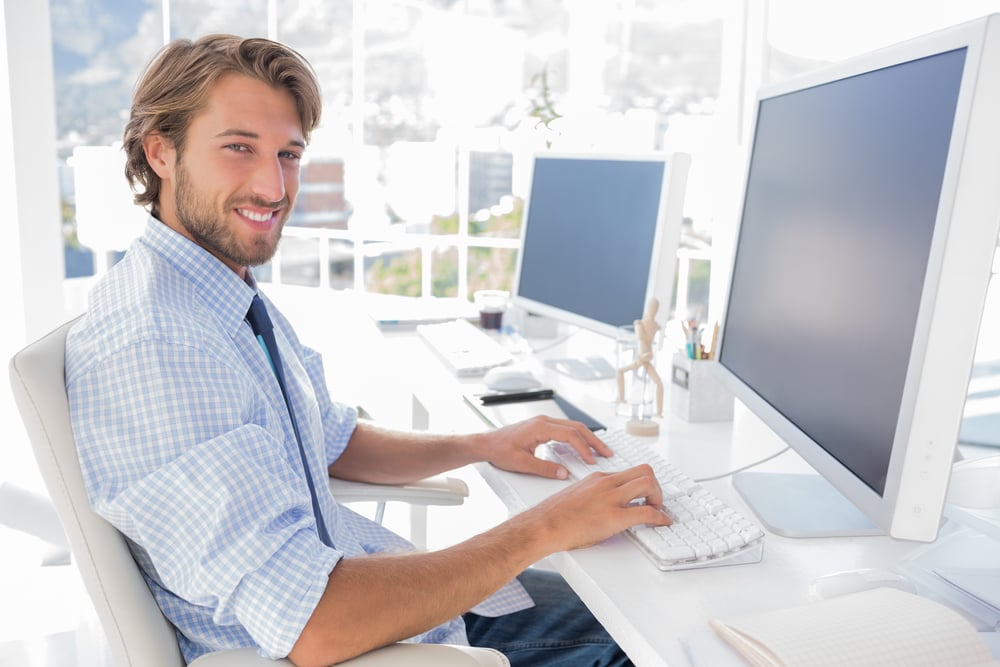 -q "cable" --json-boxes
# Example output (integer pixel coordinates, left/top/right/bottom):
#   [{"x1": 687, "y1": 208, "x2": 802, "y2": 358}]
[{"x1": 693, "y1": 445, "x2": 791, "y2": 483}]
